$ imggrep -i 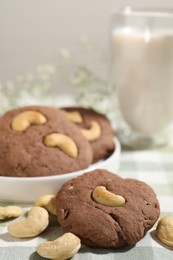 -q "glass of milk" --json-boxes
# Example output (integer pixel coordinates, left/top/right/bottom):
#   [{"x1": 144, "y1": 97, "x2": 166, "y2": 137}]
[{"x1": 111, "y1": 7, "x2": 173, "y2": 148}]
